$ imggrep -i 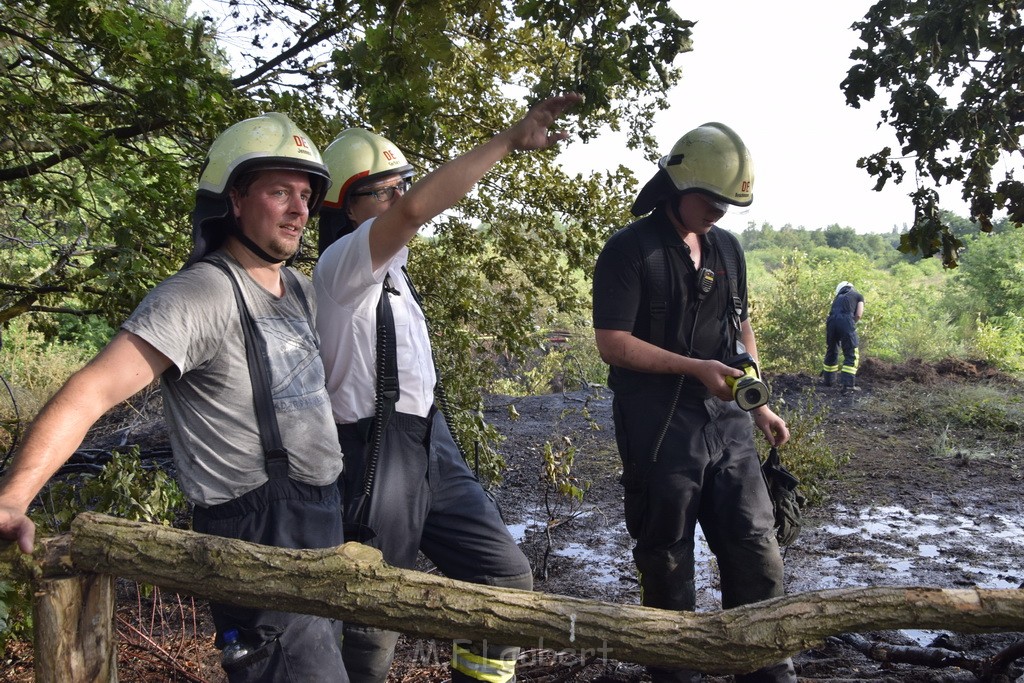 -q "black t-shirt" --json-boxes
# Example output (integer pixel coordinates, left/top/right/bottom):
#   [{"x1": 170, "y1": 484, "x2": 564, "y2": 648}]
[{"x1": 592, "y1": 211, "x2": 749, "y2": 397}]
